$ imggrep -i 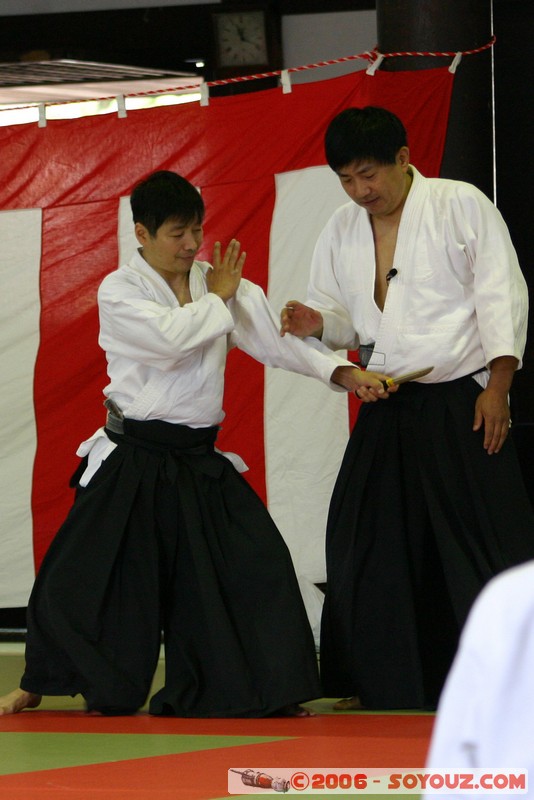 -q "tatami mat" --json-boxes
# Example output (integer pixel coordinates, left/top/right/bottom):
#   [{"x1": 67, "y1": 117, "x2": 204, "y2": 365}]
[{"x1": 1, "y1": 646, "x2": 432, "y2": 799}]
